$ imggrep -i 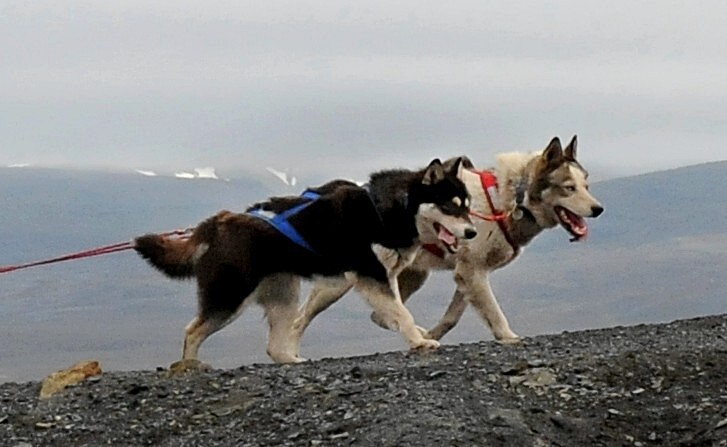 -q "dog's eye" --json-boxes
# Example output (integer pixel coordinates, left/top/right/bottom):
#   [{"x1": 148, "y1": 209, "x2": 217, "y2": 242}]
[
  {"x1": 452, "y1": 197, "x2": 462, "y2": 207},
  {"x1": 565, "y1": 186, "x2": 576, "y2": 193}
]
